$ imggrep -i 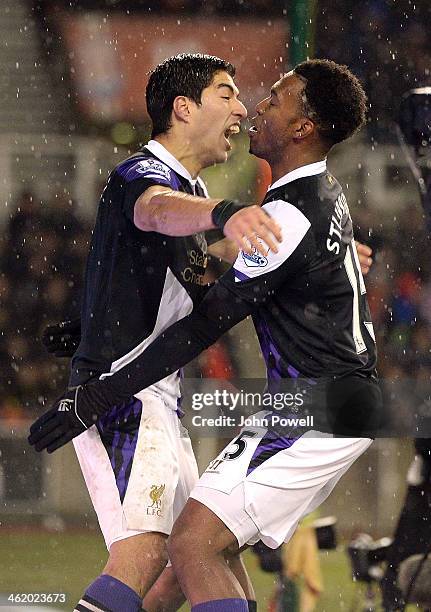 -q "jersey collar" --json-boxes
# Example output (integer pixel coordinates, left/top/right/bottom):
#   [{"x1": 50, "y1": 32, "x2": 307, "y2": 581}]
[
  {"x1": 268, "y1": 159, "x2": 327, "y2": 192},
  {"x1": 146, "y1": 139, "x2": 198, "y2": 186}
]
